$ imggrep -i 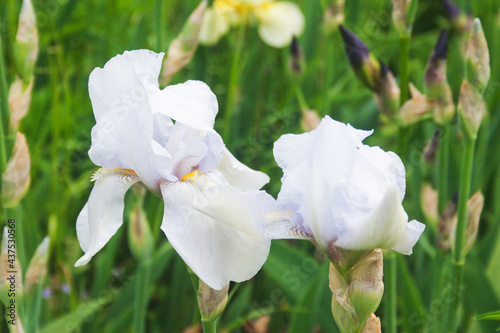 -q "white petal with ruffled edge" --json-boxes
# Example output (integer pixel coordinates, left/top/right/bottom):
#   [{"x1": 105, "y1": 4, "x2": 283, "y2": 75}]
[
  {"x1": 89, "y1": 81, "x2": 168, "y2": 193},
  {"x1": 89, "y1": 50, "x2": 164, "y2": 121},
  {"x1": 256, "y1": 2, "x2": 304, "y2": 48},
  {"x1": 148, "y1": 80, "x2": 218, "y2": 132},
  {"x1": 274, "y1": 117, "x2": 358, "y2": 245},
  {"x1": 392, "y1": 220, "x2": 426, "y2": 255},
  {"x1": 75, "y1": 168, "x2": 140, "y2": 267},
  {"x1": 160, "y1": 171, "x2": 271, "y2": 290},
  {"x1": 332, "y1": 185, "x2": 424, "y2": 254},
  {"x1": 216, "y1": 148, "x2": 270, "y2": 191},
  {"x1": 273, "y1": 116, "x2": 424, "y2": 254}
]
